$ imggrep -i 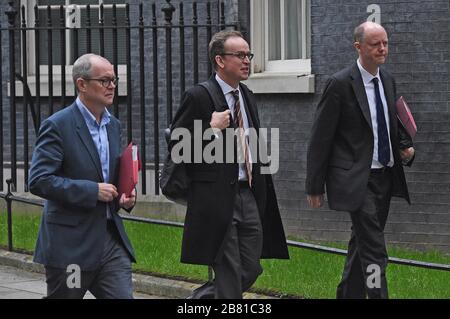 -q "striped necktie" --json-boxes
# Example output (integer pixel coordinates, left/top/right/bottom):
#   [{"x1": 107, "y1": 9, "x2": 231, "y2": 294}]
[{"x1": 231, "y1": 90, "x2": 252, "y2": 187}]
